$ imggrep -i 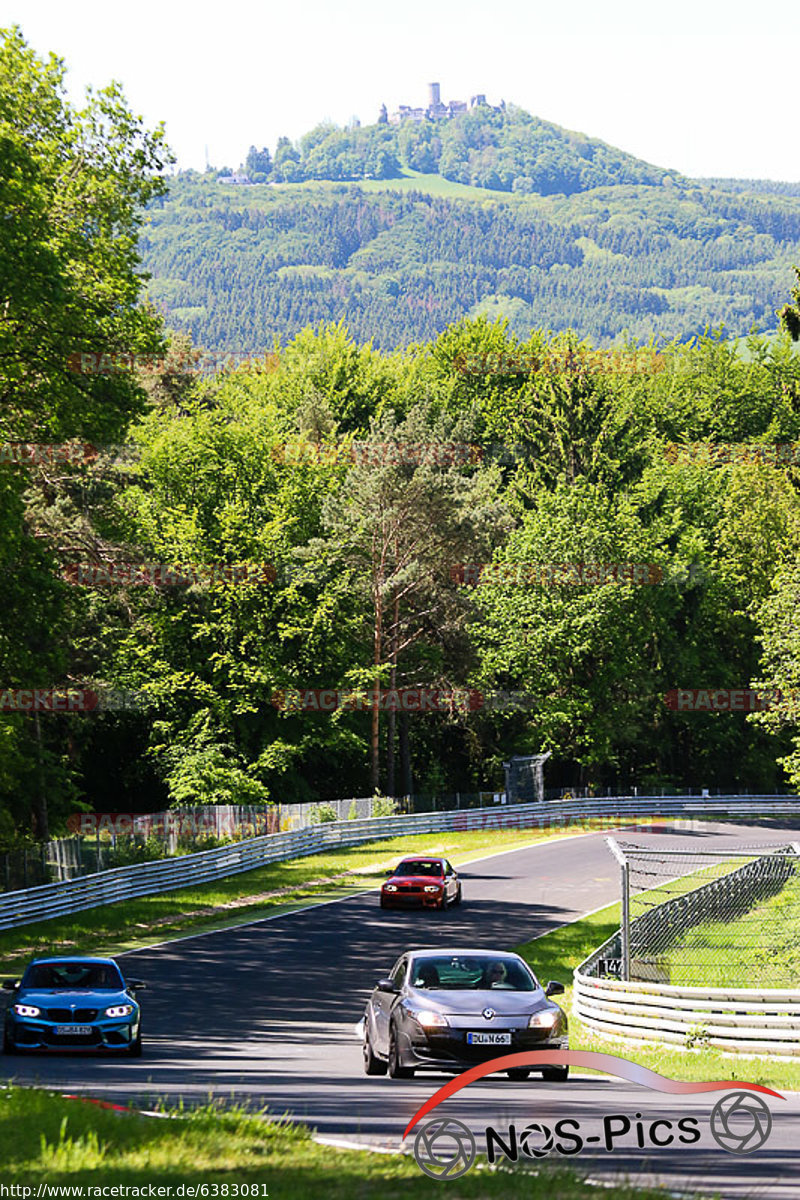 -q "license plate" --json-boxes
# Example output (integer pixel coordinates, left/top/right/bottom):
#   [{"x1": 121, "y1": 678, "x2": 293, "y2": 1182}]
[
  {"x1": 55, "y1": 1025, "x2": 92, "y2": 1036},
  {"x1": 467, "y1": 1032, "x2": 511, "y2": 1045}
]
